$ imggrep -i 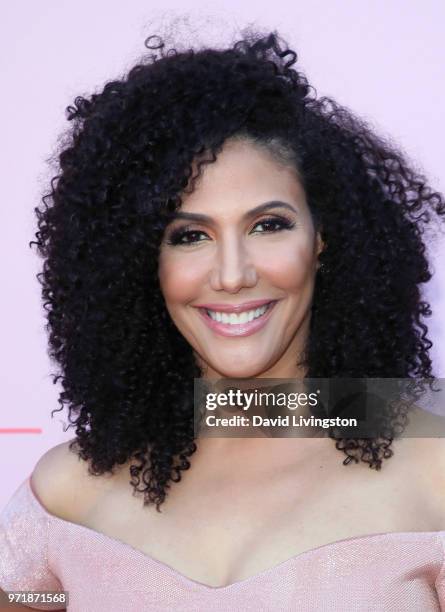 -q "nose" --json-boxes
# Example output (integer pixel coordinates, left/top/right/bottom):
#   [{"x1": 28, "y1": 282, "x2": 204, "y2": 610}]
[{"x1": 209, "y1": 234, "x2": 258, "y2": 293}]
